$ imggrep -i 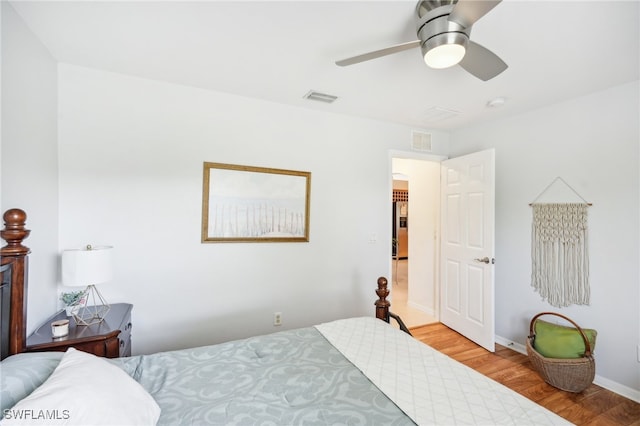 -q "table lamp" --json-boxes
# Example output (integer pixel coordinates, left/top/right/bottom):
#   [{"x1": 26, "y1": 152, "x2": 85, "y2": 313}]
[{"x1": 62, "y1": 244, "x2": 113, "y2": 326}]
